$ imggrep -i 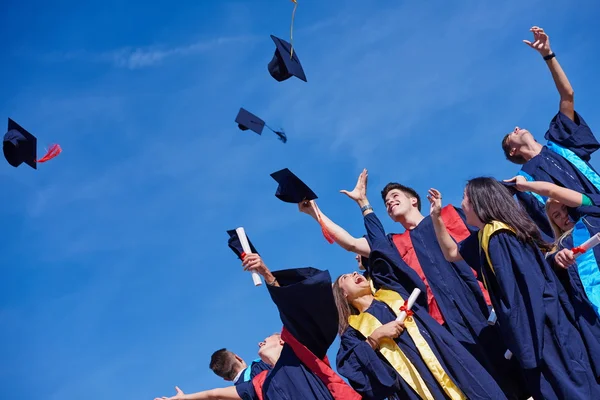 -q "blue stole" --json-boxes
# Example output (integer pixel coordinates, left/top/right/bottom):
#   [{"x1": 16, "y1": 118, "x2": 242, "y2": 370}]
[
  {"x1": 520, "y1": 140, "x2": 600, "y2": 206},
  {"x1": 572, "y1": 219, "x2": 600, "y2": 316}
]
